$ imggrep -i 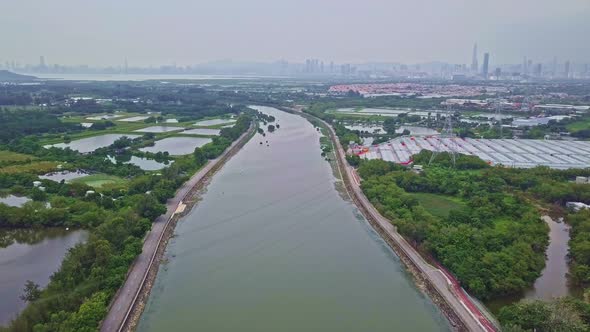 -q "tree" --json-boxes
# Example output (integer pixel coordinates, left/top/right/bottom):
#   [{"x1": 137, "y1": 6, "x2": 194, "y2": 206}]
[
  {"x1": 267, "y1": 124, "x2": 275, "y2": 132},
  {"x1": 193, "y1": 147, "x2": 207, "y2": 166},
  {"x1": 20, "y1": 280, "x2": 41, "y2": 302},
  {"x1": 136, "y1": 194, "x2": 166, "y2": 220}
]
